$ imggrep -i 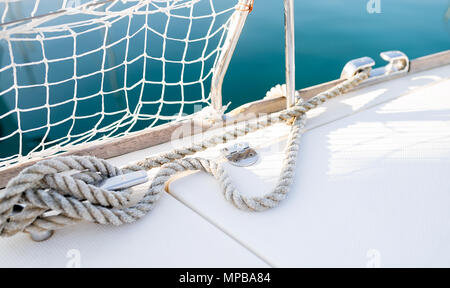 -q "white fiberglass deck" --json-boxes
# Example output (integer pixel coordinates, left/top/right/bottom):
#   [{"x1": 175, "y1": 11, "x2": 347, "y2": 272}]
[{"x1": 1, "y1": 64, "x2": 449, "y2": 267}]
